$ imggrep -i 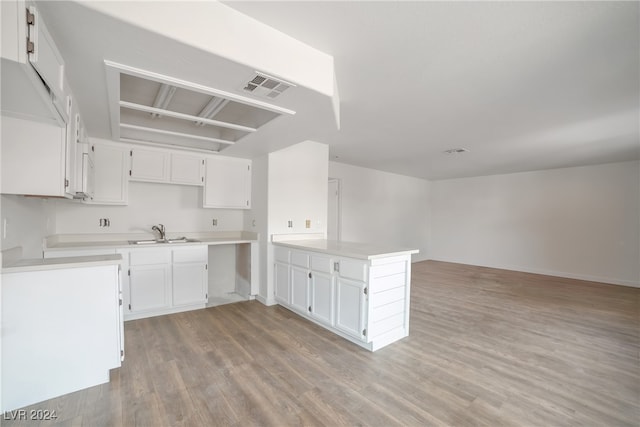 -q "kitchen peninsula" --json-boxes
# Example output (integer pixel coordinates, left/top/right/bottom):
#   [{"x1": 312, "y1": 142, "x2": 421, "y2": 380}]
[{"x1": 272, "y1": 236, "x2": 418, "y2": 351}]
